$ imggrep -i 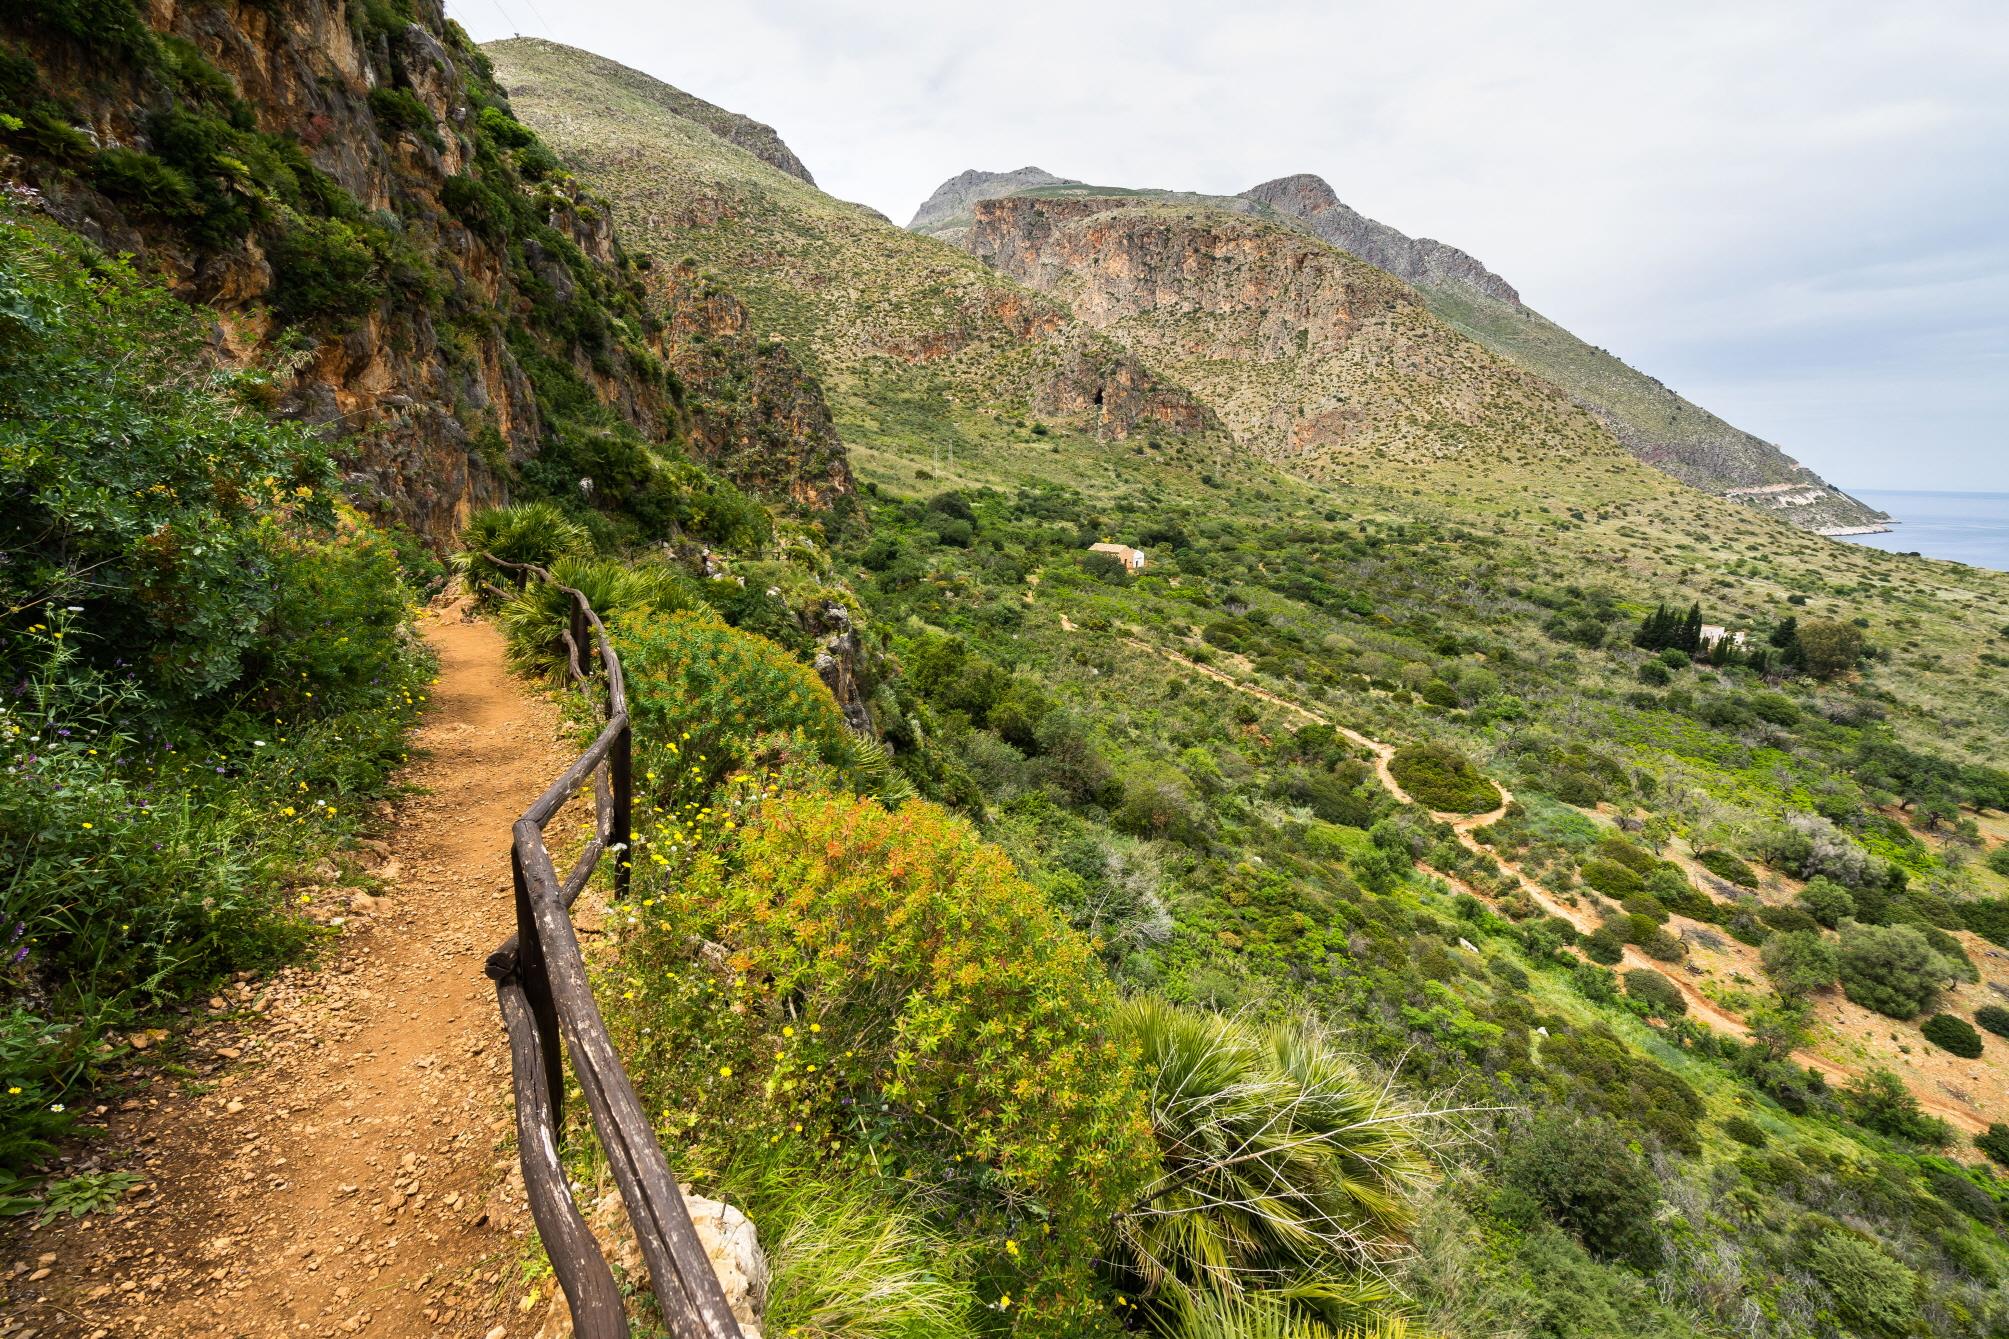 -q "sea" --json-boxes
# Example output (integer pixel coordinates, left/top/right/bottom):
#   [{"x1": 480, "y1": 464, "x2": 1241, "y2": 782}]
[{"x1": 1835, "y1": 489, "x2": 2009, "y2": 573}]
